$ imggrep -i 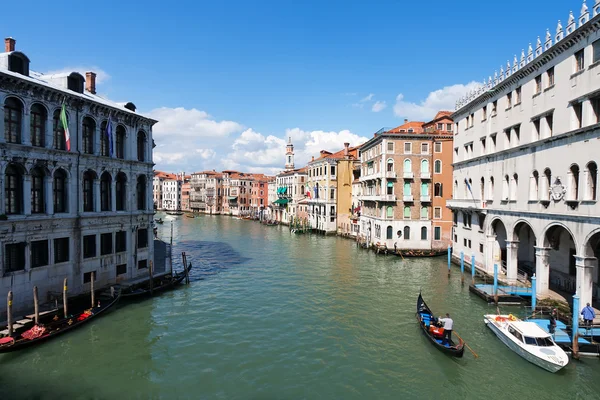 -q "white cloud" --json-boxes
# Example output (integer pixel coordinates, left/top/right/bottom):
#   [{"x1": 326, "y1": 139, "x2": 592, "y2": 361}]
[
  {"x1": 360, "y1": 93, "x2": 374, "y2": 102},
  {"x1": 148, "y1": 107, "x2": 244, "y2": 139},
  {"x1": 393, "y1": 81, "x2": 481, "y2": 120},
  {"x1": 372, "y1": 101, "x2": 387, "y2": 112},
  {"x1": 196, "y1": 149, "x2": 216, "y2": 160},
  {"x1": 43, "y1": 67, "x2": 111, "y2": 84}
]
